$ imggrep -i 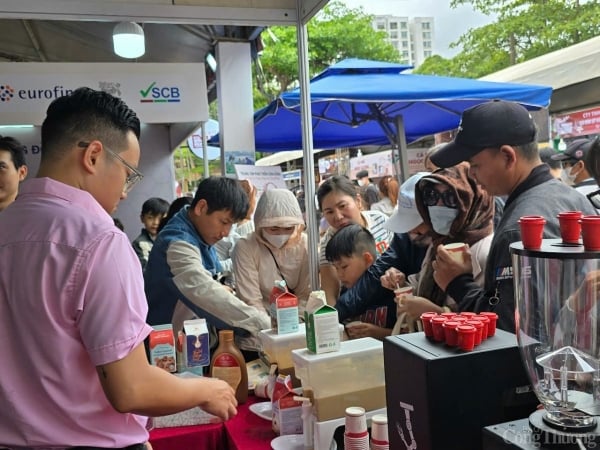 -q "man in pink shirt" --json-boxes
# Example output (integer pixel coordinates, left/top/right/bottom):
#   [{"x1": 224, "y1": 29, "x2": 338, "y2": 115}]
[{"x1": 0, "y1": 87, "x2": 237, "y2": 449}]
